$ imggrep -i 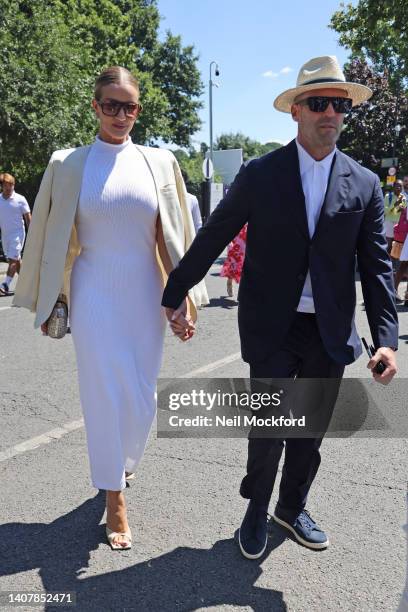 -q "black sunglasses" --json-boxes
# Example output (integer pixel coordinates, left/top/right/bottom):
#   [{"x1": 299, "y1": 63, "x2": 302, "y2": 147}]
[
  {"x1": 298, "y1": 96, "x2": 353, "y2": 114},
  {"x1": 97, "y1": 99, "x2": 142, "y2": 118}
]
